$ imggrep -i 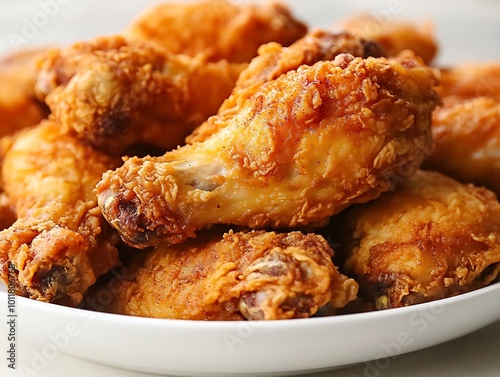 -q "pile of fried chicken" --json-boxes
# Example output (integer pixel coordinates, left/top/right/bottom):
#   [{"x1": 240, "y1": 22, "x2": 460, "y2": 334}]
[{"x1": 1, "y1": 0, "x2": 500, "y2": 320}]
